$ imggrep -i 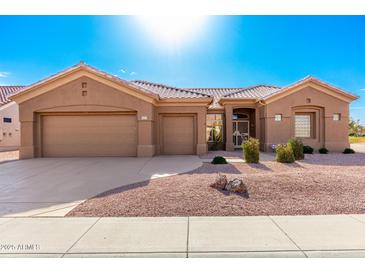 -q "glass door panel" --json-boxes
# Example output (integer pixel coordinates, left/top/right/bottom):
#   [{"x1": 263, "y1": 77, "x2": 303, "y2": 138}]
[{"x1": 232, "y1": 121, "x2": 249, "y2": 148}]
